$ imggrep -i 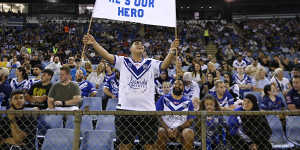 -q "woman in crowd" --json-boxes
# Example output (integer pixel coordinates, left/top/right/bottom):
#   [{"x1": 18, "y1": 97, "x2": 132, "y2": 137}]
[
  {"x1": 253, "y1": 67, "x2": 270, "y2": 94},
  {"x1": 196, "y1": 95, "x2": 227, "y2": 150},
  {"x1": 228, "y1": 94, "x2": 272, "y2": 150},
  {"x1": 270, "y1": 68, "x2": 291, "y2": 96},
  {"x1": 10, "y1": 67, "x2": 30, "y2": 91},
  {"x1": 191, "y1": 62, "x2": 205, "y2": 85},
  {"x1": 261, "y1": 84, "x2": 286, "y2": 110},
  {"x1": 87, "y1": 61, "x2": 106, "y2": 89}
]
